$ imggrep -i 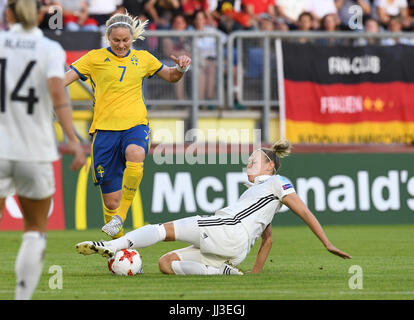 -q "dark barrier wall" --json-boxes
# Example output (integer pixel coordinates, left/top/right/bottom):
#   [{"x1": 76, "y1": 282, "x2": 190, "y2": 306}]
[
  {"x1": 62, "y1": 150, "x2": 414, "y2": 229},
  {"x1": 44, "y1": 31, "x2": 101, "y2": 50}
]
